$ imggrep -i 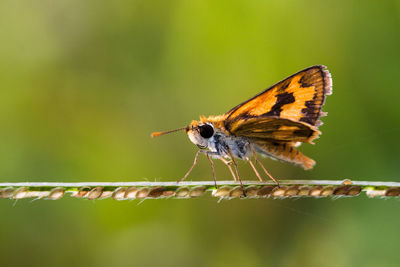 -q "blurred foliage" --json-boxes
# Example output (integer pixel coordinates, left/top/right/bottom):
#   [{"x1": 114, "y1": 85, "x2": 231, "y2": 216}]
[{"x1": 0, "y1": 0, "x2": 400, "y2": 266}]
